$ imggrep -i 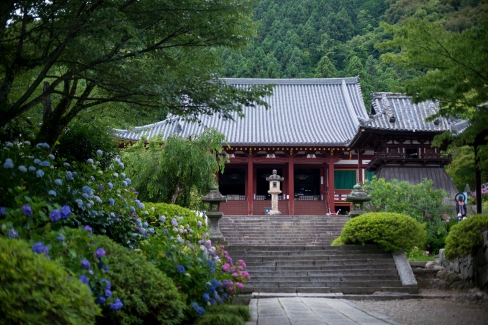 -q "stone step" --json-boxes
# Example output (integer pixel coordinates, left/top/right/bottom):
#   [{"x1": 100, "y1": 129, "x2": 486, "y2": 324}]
[
  {"x1": 250, "y1": 275, "x2": 400, "y2": 282},
  {"x1": 240, "y1": 286, "x2": 419, "y2": 294},
  {"x1": 233, "y1": 255, "x2": 393, "y2": 263},
  {"x1": 250, "y1": 270, "x2": 400, "y2": 277},
  {"x1": 245, "y1": 280, "x2": 403, "y2": 287}
]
